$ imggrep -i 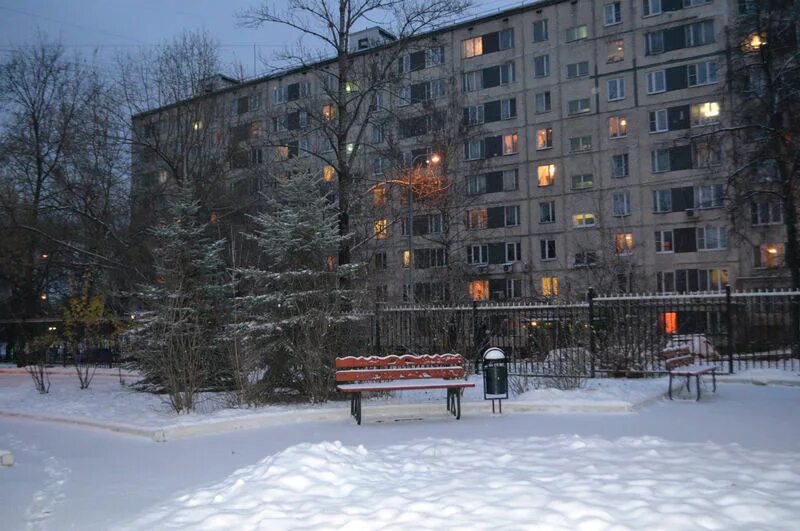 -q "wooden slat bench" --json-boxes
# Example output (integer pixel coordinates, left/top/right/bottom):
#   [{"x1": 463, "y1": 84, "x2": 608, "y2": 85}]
[
  {"x1": 662, "y1": 347, "x2": 718, "y2": 401},
  {"x1": 335, "y1": 354, "x2": 475, "y2": 425}
]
